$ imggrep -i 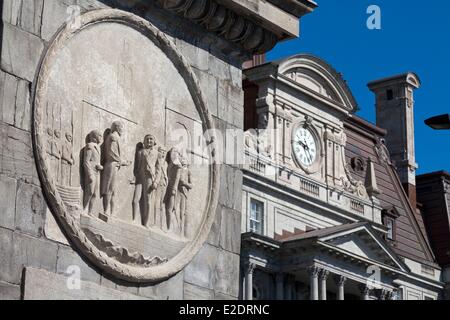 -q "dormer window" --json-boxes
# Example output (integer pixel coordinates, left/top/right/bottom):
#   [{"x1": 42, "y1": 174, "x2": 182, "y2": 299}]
[
  {"x1": 382, "y1": 206, "x2": 400, "y2": 241},
  {"x1": 385, "y1": 217, "x2": 395, "y2": 240}
]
